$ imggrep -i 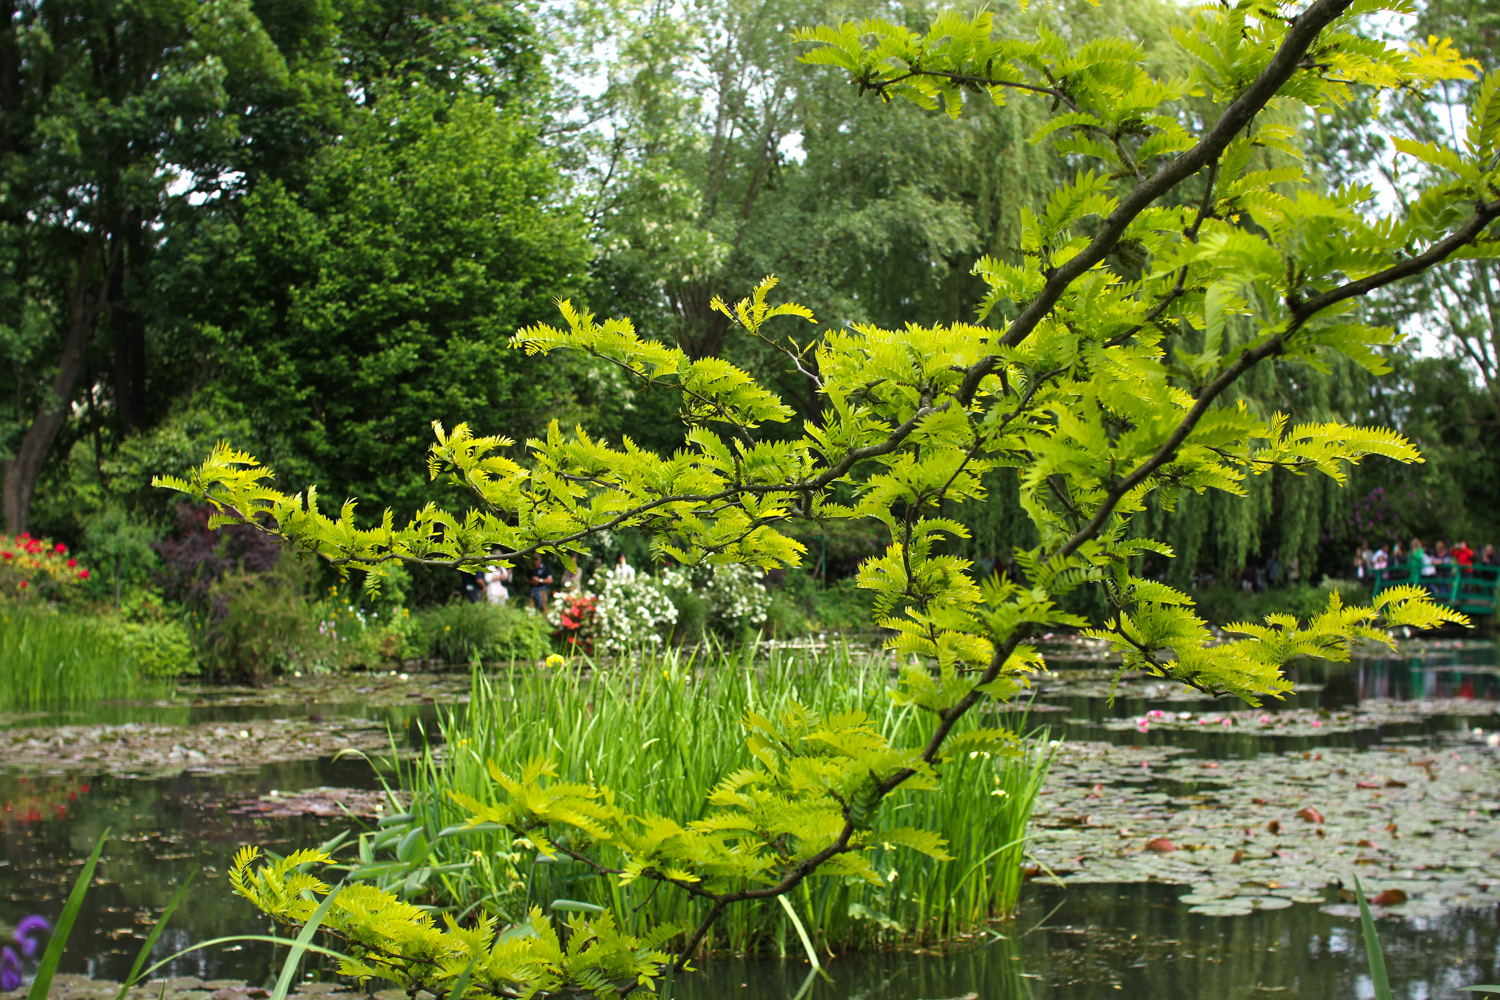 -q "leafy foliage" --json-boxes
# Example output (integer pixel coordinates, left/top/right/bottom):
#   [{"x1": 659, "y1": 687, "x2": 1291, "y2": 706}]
[
  {"x1": 172, "y1": 1, "x2": 1499, "y2": 993},
  {"x1": 230, "y1": 848, "x2": 674, "y2": 1000}
]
